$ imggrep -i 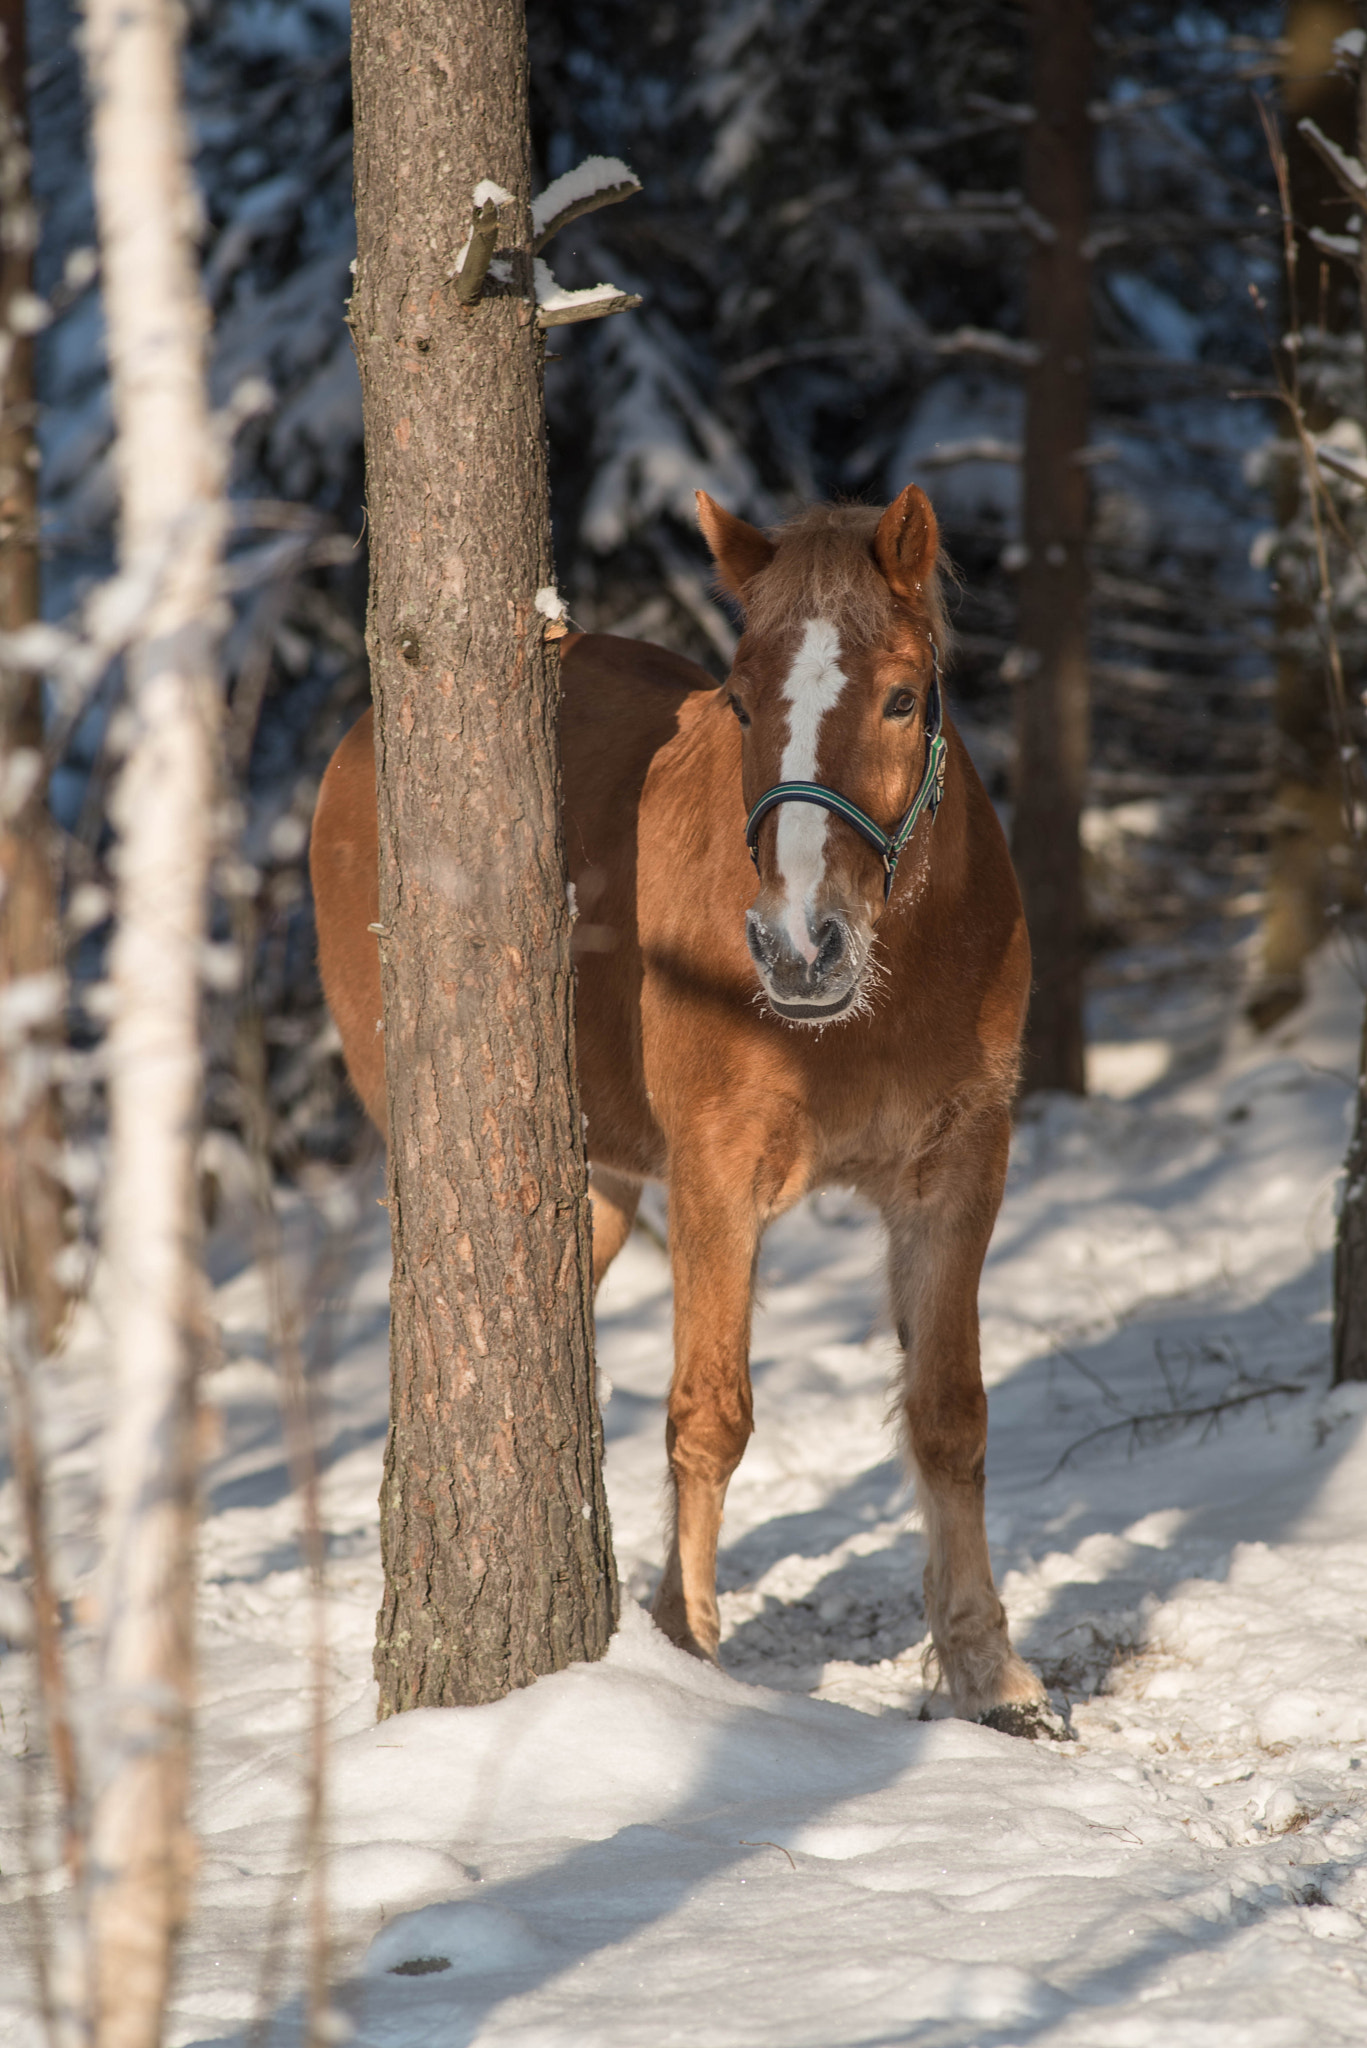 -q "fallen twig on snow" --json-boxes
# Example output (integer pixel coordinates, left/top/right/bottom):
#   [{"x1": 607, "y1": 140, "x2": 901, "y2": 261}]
[{"x1": 1043, "y1": 1377, "x2": 1307, "y2": 1481}]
